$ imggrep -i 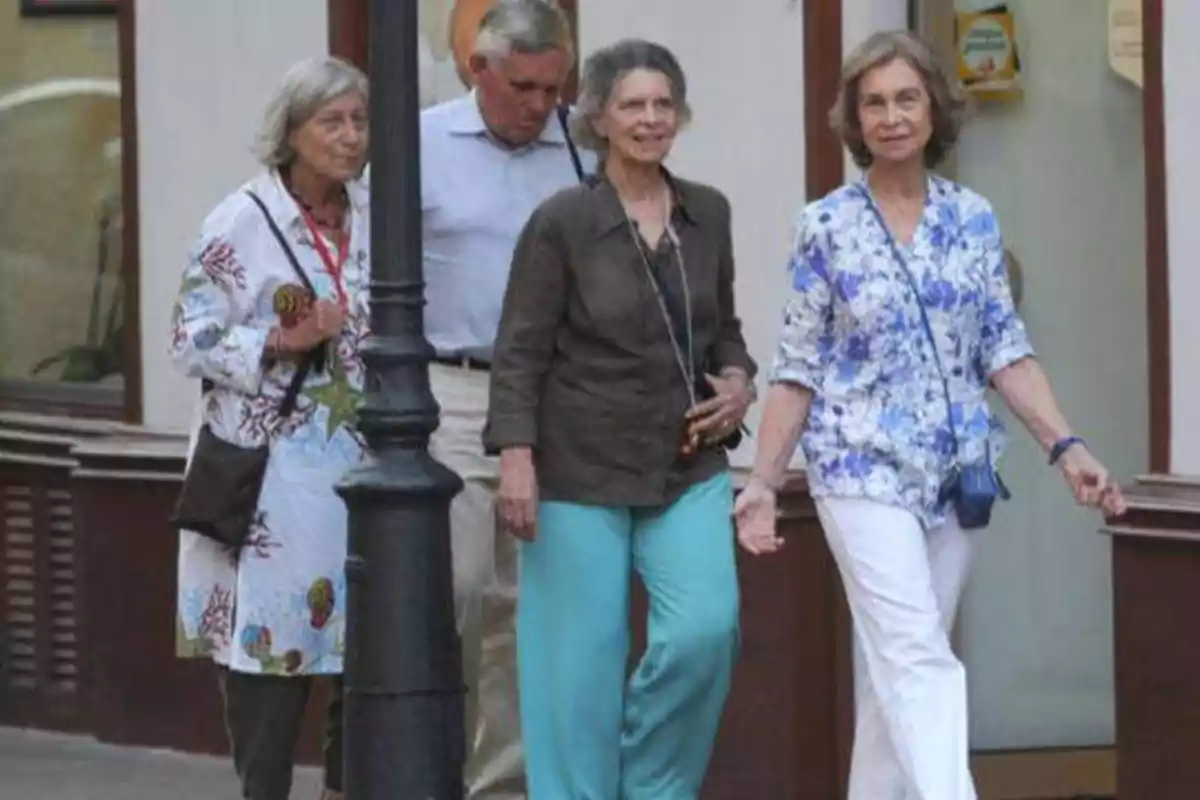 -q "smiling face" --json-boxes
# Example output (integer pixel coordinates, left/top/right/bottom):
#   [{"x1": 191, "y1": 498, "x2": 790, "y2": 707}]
[
  {"x1": 592, "y1": 68, "x2": 679, "y2": 166},
  {"x1": 287, "y1": 91, "x2": 368, "y2": 181},
  {"x1": 856, "y1": 56, "x2": 933, "y2": 168}
]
